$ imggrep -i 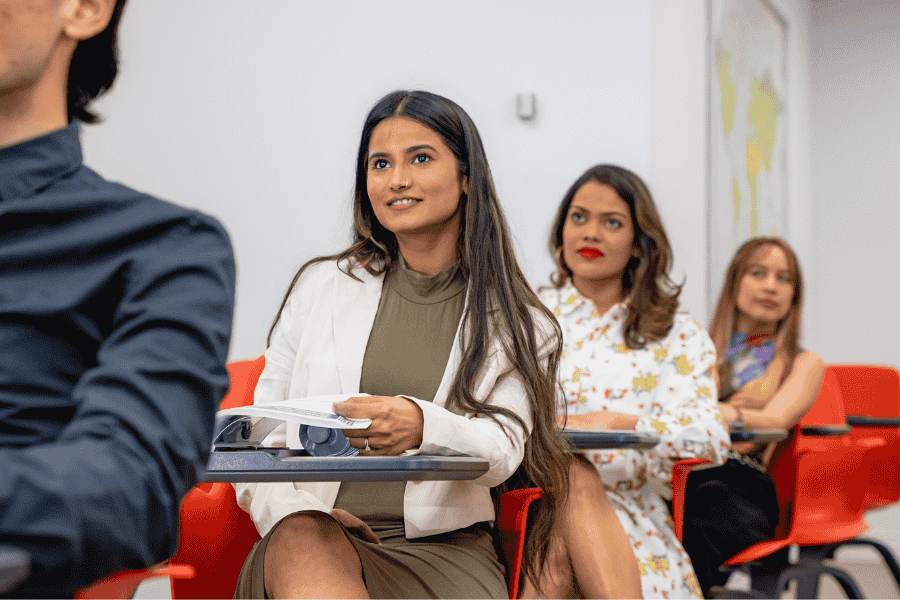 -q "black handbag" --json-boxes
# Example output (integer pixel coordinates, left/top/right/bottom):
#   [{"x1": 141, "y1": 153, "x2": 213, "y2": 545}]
[{"x1": 680, "y1": 457, "x2": 779, "y2": 595}]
